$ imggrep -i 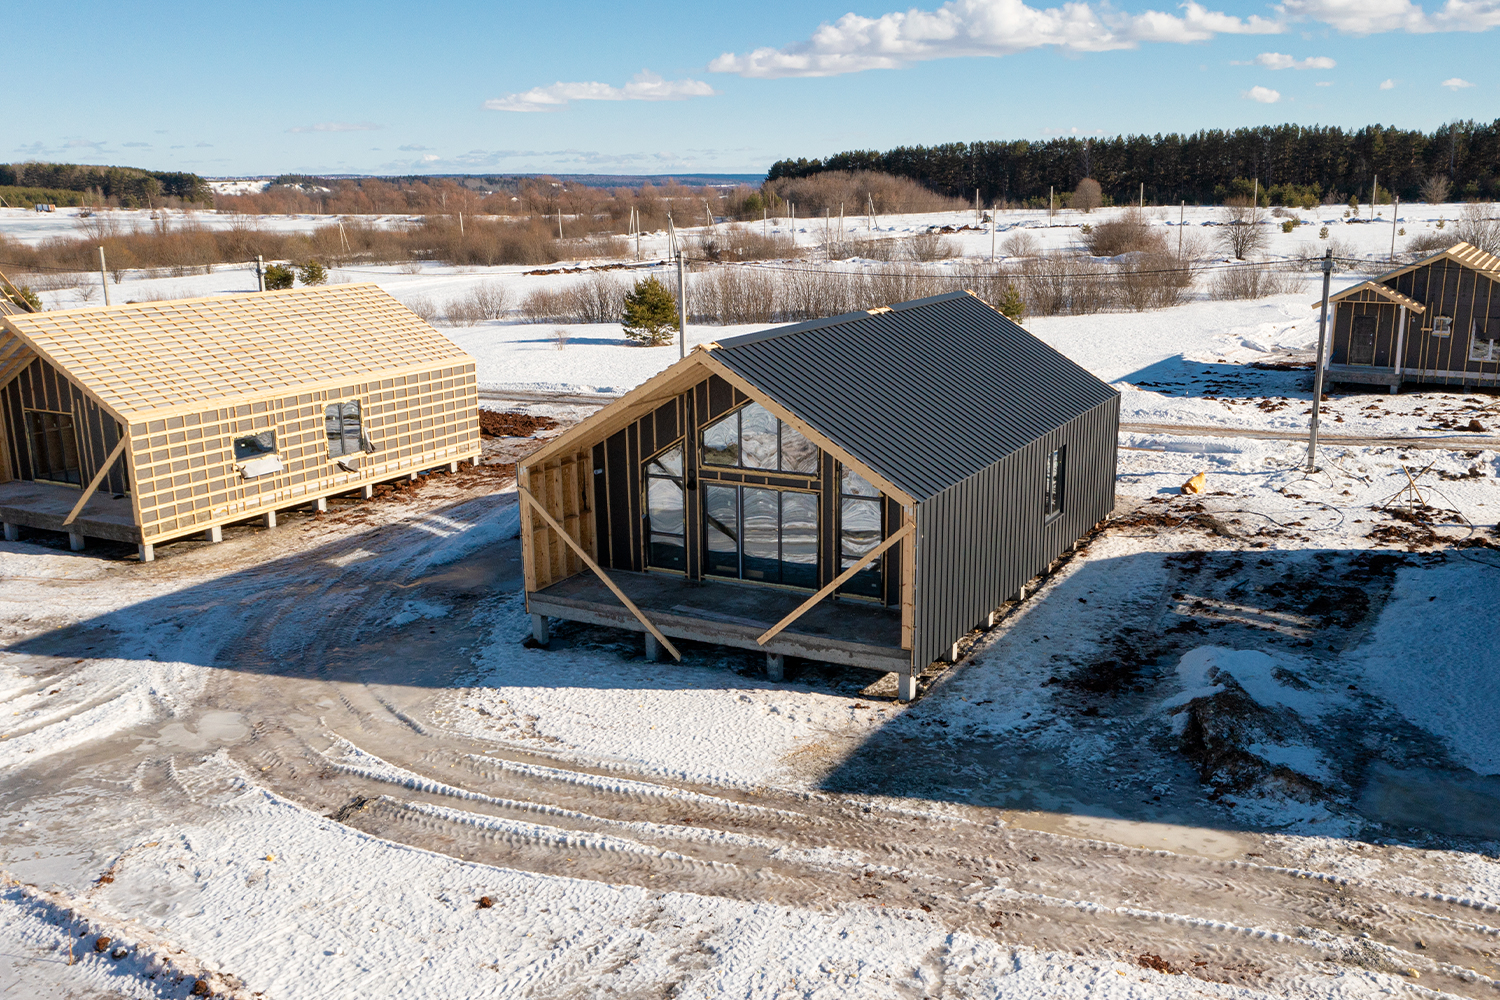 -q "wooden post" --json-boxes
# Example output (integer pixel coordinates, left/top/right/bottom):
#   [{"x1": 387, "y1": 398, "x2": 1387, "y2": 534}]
[
  {"x1": 256, "y1": 255, "x2": 264, "y2": 291},
  {"x1": 1049, "y1": 185, "x2": 1053, "y2": 220},
  {"x1": 1391, "y1": 196, "x2": 1400, "y2": 261},
  {"x1": 1179, "y1": 201, "x2": 1185, "y2": 259}
]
